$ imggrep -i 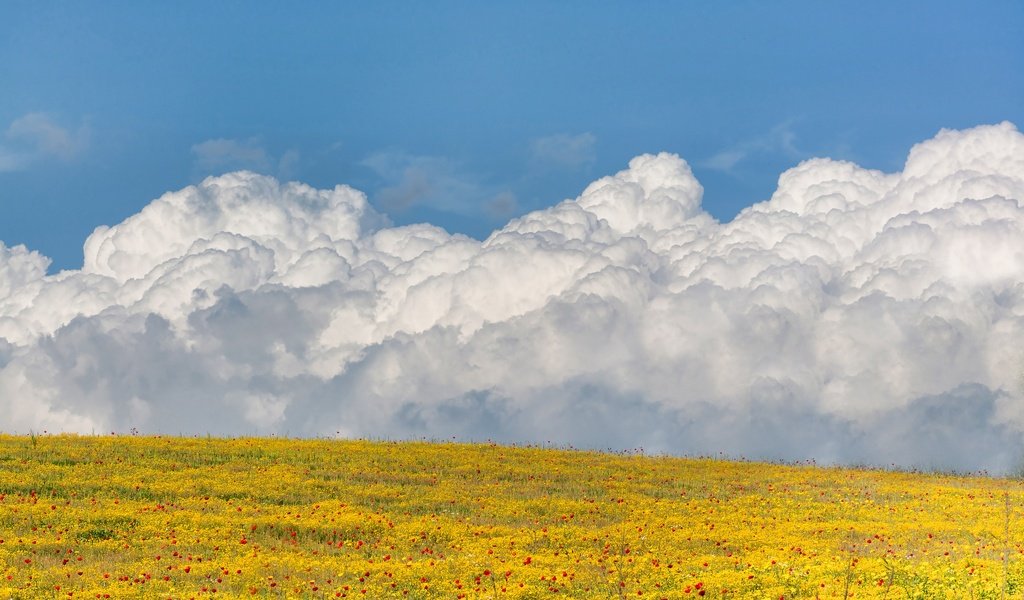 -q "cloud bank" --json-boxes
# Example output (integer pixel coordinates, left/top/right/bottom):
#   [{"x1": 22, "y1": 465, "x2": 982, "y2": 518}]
[{"x1": 3, "y1": 123, "x2": 1024, "y2": 472}]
